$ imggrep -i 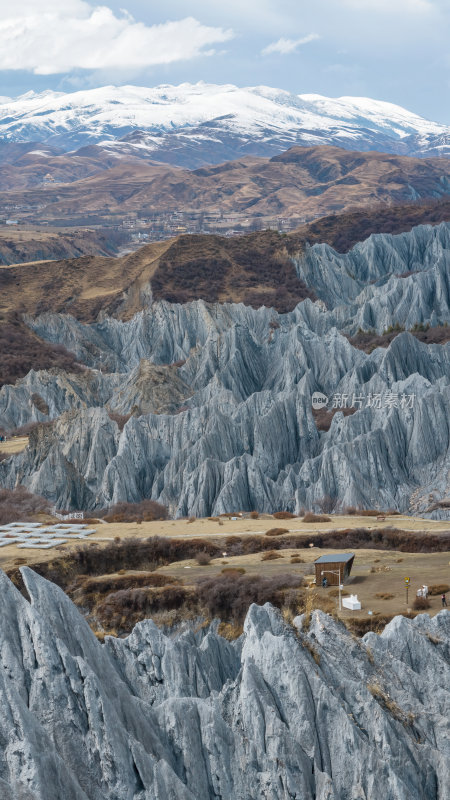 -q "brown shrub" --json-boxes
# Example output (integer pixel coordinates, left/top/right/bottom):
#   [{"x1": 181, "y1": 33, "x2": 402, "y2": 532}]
[
  {"x1": 345, "y1": 507, "x2": 381, "y2": 516},
  {"x1": 30, "y1": 392, "x2": 49, "y2": 416},
  {"x1": 428, "y1": 584, "x2": 450, "y2": 596},
  {"x1": 261, "y1": 550, "x2": 283, "y2": 561},
  {"x1": 98, "y1": 585, "x2": 192, "y2": 626},
  {"x1": 290, "y1": 556, "x2": 304, "y2": 563},
  {"x1": 72, "y1": 572, "x2": 180, "y2": 600},
  {"x1": 303, "y1": 512, "x2": 331, "y2": 523},
  {"x1": 265, "y1": 527, "x2": 289, "y2": 536},
  {"x1": 0, "y1": 486, "x2": 51, "y2": 524},
  {"x1": 9, "y1": 420, "x2": 53, "y2": 437},
  {"x1": 413, "y1": 596, "x2": 431, "y2": 610},
  {"x1": 273, "y1": 511, "x2": 296, "y2": 519},
  {"x1": 221, "y1": 567, "x2": 246, "y2": 575},
  {"x1": 151, "y1": 232, "x2": 316, "y2": 313},
  {"x1": 249, "y1": 511, "x2": 259, "y2": 519},
  {"x1": 0, "y1": 310, "x2": 83, "y2": 389},
  {"x1": 22, "y1": 536, "x2": 223, "y2": 592},
  {"x1": 426, "y1": 633, "x2": 442, "y2": 645},
  {"x1": 345, "y1": 612, "x2": 416, "y2": 637},
  {"x1": 100, "y1": 499, "x2": 168, "y2": 523},
  {"x1": 375, "y1": 593, "x2": 395, "y2": 600},
  {"x1": 367, "y1": 682, "x2": 413, "y2": 725},
  {"x1": 197, "y1": 572, "x2": 304, "y2": 622},
  {"x1": 107, "y1": 412, "x2": 132, "y2": 431},
  {"x1": 217, "y1": 621, "x2": 244, "y2": 640},
  {"x1": 223, "y1": 526, "x2": 450, "y2": 558},
  {"x1": 348, "y1": 323, "x2": 450, "y2": 354},
  {"x1": 225, "y1": 534, "x2": 241, "y2": 544},
  {"x1": 312, "y1": 407, "x2": 356, "y2": 432},
  {"x1": 302, "y1": 639, "x2": 321, "y2": 665},
  {"x1": 196, "y1": 551, "x2": 212, "y2": 566}
]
